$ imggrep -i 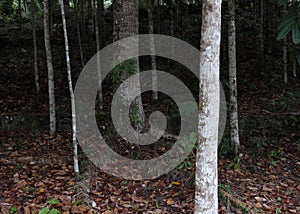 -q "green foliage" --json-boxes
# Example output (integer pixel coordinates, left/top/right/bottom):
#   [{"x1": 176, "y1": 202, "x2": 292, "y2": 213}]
[
  {"x1": 177, "y1": 132, "x2": 197, "y2": 154},
  {"x1": 268, "y1": 150, "x2": 279, "y2": 168},
  {"x1": 227, "y1": 157, "x2": 241, "y2": 172},
  {"x1": 277, "y1": 1, "x2": 300, "y2": 76},
  {"x1": 0, "y1": 0, "x2": 15, "y2": 24},
  {"x1": 248, "y1": 136, "x2": 266, "y2": 153},
  {"x1": 39, "y1": 199, "x2": 61, "y2": 214},
  {"x1": 9, "y1": 206, "x2": 17, "y2": 214},
  {"x1": 46, "y1": 198, "x2": 60, "y2": 205},
  {"x1": 218, "y1": 183, "x2": 231, "y2": 194},
  {"x1": 110, "y1": 59, "x2": 136, "y2": 85},
  {"x1": 289, "y1": 46, "x2": 300, "y2": 77},
  {"x1": 71, "y1": 199, "x2": 82, "y2": 206},
  {"x1": 39, "y1": 208, "x2": 60, "y2": 214},
  {"x1": 129, "y1": 104, "x2": 140, "y2": 125},
  {"x1": 218, "y1": 136, "x2": 234, "y2": 157},
  {"x1": 176, "y1": 133, "x2": 197, "y2": 171},
  {"x1": 49, "y1": 209, "x2": 60, "y2": 214},
  {"x1": 179, "y1": 101, "x2": 198, "y2": 117},
  {"x1": 39, "y1": 208, "x2": 50, "y2": 214},
  {"x1": 0, "y1": 0, "x2": 14, "y2": 16},
  {"x1": 277, "y1": 11, "x2": 300, "y2": 44},
  {"x1": 178, "y1": 156, "x2": 193, "y2": 170}
]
